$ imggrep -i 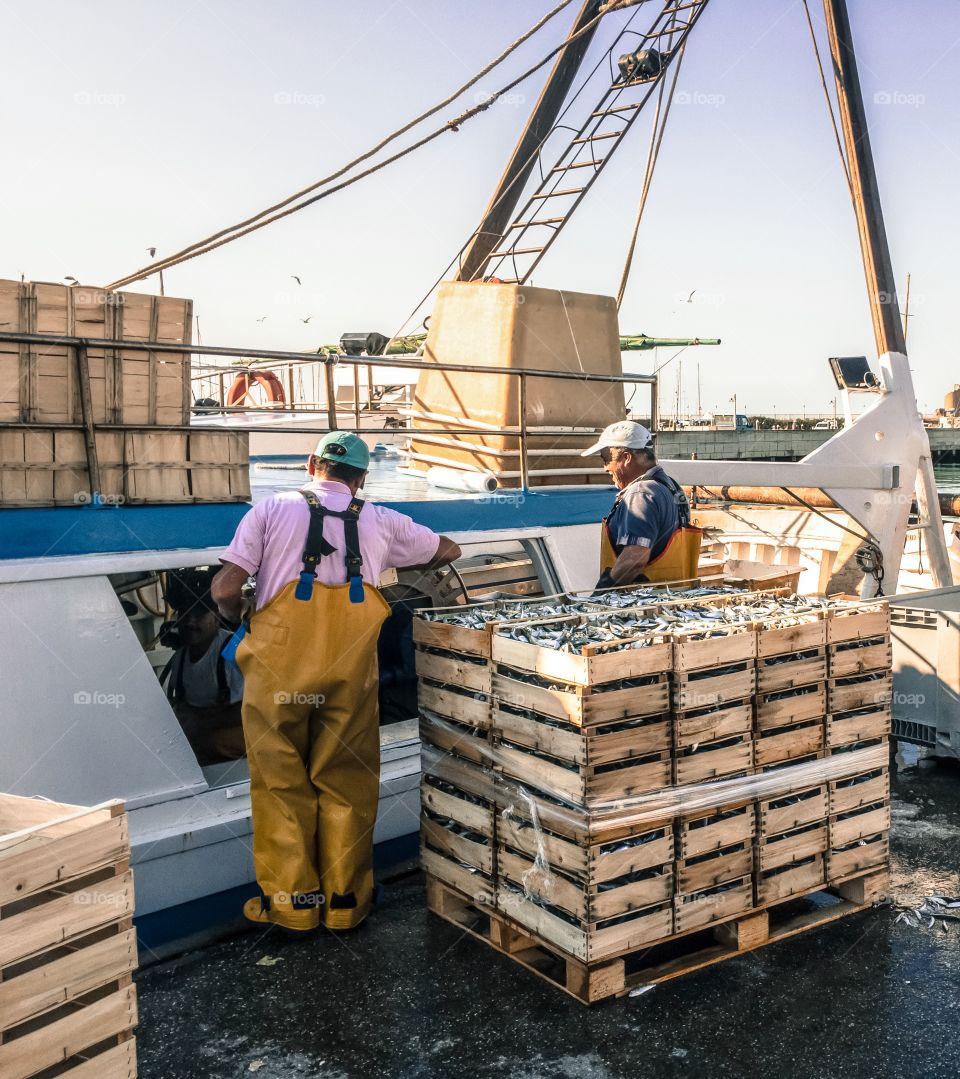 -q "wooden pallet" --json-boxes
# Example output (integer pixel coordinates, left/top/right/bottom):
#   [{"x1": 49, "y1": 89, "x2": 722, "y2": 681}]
[
  {"x1": 0, "y1": 795, "x2": 137, "y2": 1078},
  {"x1": 425, "y1": 867, "x2": 888, "y2": 1005}
]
